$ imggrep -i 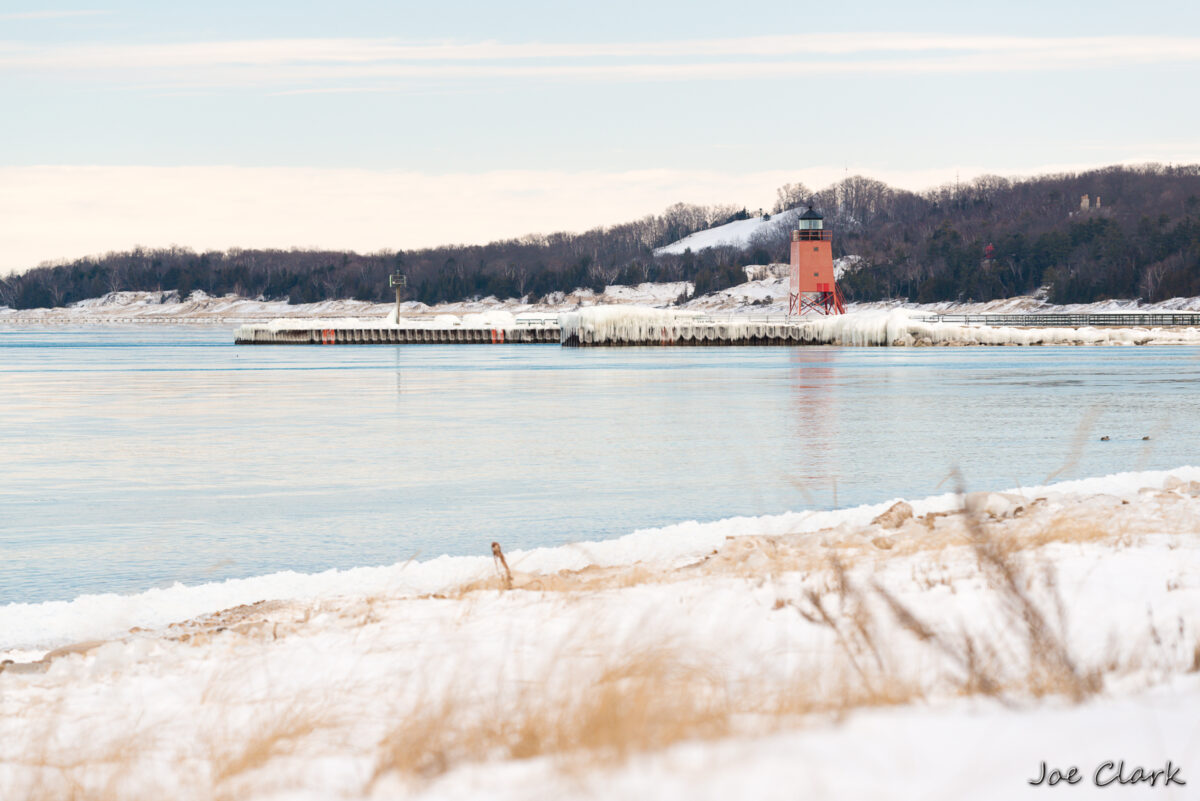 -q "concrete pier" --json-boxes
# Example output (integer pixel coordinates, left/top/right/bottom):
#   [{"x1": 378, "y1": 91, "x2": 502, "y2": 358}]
[{"x1": 235, "y1": 319, "x2": 561, "y2": 345}]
